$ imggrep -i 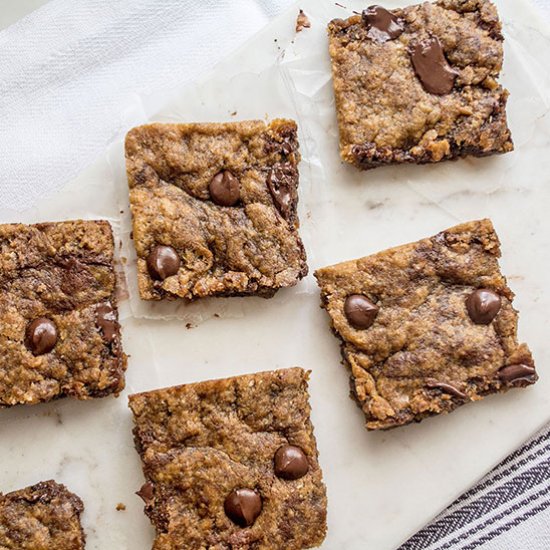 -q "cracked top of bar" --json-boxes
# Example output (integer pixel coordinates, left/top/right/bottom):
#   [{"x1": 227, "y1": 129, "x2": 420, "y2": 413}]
[
  {"x1": 125, "y1": 120, "x2": 308, "y2": 301},
  {"x1": 129, "y1": 367, "x2": 327, "y2": 549},
  {"x1": 315, "y1": 220, "x2": 536, "y2": 430},
  {"x1": 0, "y1": 220, "x2": 126, "y2": 406},
  {"x1": 0, "y1": 480, "x2": 85, "y2": 549},
  {"x1": 328, "y1": 0, "x2": 513, "y2": 169}
]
